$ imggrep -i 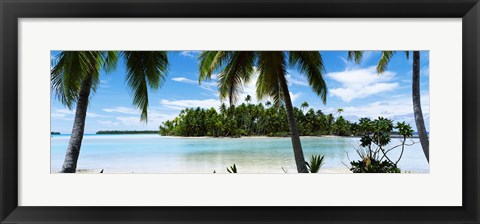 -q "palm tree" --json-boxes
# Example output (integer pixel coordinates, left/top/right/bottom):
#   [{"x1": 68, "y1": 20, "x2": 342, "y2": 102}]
[
  {"x1": 198, "y1": 51, "x2": 327, "y2": 173},
  {"x1": 245, "y1": 95, "x2": 252, "y2": 104},
  {"x1": 336, "y1": 108, "x2": 344, "y2": 116},
  {"x1": 376, "y1": 51, "x2": 429, "y2": 162},
  {"x1": 219, "y1": 102, "x2": 227, "y2": 114},
  {"x1": 300, "y1": 101, "x2": 309, "y2": 112},
  {"x1": 265, "y1": 101, "x2": 272, "y2": 108},
  {"x1": 52, "y1": 51, "x2": 169, "y2": 173}
]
